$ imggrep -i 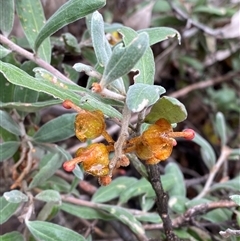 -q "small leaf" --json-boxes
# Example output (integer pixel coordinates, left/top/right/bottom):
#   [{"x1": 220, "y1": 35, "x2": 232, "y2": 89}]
[
  {"x1": 62, "y1": 64, "x2": 80, "y2": 83},
  {"x1": 126, "y1": 83, "x2": 165, "y2": 112},
  {"x1": 179, "y1": 56, "x2": 204, "y2": 72},
  {"x1": 60, "y1": 202, "x2": 113, "y2": 220},
  {"x1": 135, "y1": 212, "x2": 161, "y2": 224},
  {"x1": 92, "y1": 177, "x2": 138, "y2": 203},
  {"x1": 138, "y1": 27, "x2": 181, "y2": 45},
  {"x1": 16, "y1": 0, "x2": 51, "y2": 62},
  {"x1": 229, "y1": 195, "x2": 240, "y2": 206},
  {"x1": 101, "y1": 32, "x2": 149, "y2": 87},
  {"x1": 0, "y1": 45, "x2": 12, "y2": 59},
  {"x1": 62, "y1": 33, "x2": 81, "y2": 54},
  {"x1": 33, "y1": 113, "x2": 76, "y2": 143},
  {"x1": 35, "y1": 190, "x2": 61, "y2": 203},
  {"x1": 119, "y1": 27, "x2": 155, "y2": 84},
  {"x1": 215, "y1": 112, "x2": 227, "y2": 146},
  {"x1": 0, "y1": 110, "x2": 21, "y2": 135},
  {"x1": 165, "y1": 162, "x2": 186, "y2": 197},
  {"x1": 3, "y1": 190, "x2": 28, "y2": 203},
  {"x1": 90, "y1": 11, "x2": 111, "y2": 66},
  {"x1": 210, "y1": 175, "x2": 240, "y2": 192},
  {"x1": 29, "y1": 153, "x2": 63, "y2": 189},
  {"x1": 193, "y1": 5, "x2": 227, "y2": 16},
  {"x1": 145, "y1": 96, "x2": 187, "y2": 124},
  {"x1": 0, "y1": 73, "x2": 16, "y2": 103},
  {"x1": 37, "y1": 202, "x2": 60, "y2": 221},
  {"x1": 0, "y1": 231, "x2": 24, "y2": 241},
  {"x1": 26, "y1": 220, "x2": 86, "y2": 241},
  {"x1": 192, "y1": 132, "x2": 216, "y2": 170},
  {"x1": 0, "y1": 0, "x2": 14, "y2": 36},
  {"x1": 34, "y1": 0, "x2": 106, "y2": 51},
  {"x1": 0, "y1": 196, "x2": 20, "y2": 224},
  {"x1": 0, "y1": 141, "x2": 20, "y2": 162}
]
